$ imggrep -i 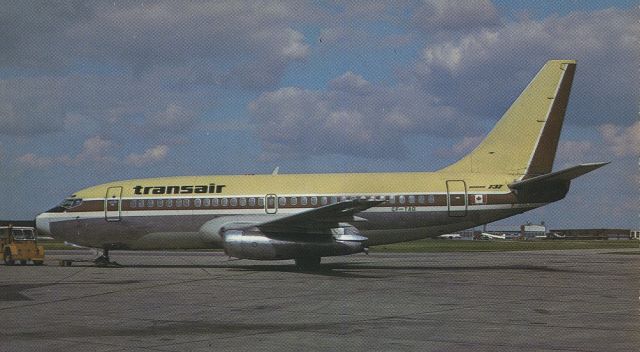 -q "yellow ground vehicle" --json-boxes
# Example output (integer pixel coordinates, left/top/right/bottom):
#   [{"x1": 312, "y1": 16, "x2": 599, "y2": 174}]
[{"x1": 1, "y1": 225, "x2": 45, "y2": 265}]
